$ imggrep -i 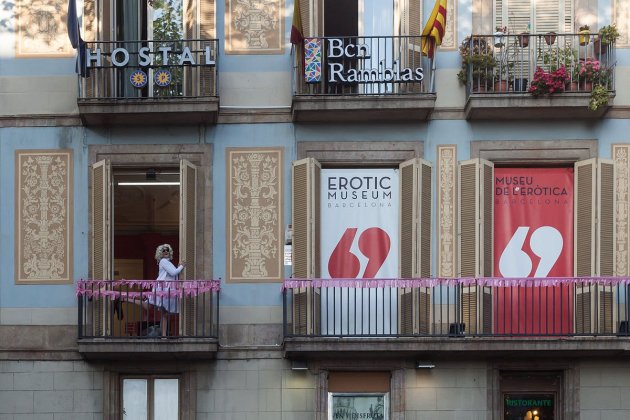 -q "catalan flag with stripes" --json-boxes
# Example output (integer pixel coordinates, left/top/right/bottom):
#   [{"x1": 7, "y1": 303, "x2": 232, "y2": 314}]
[
  {"x1": 291, "y1": 0, "x2": 304, "y2": 45},
  {"x1": 421, "y1": 0, "x2": 447, "y2": 58}
]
